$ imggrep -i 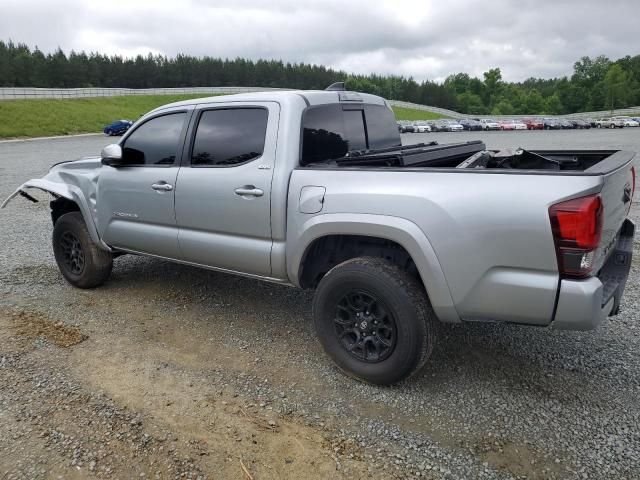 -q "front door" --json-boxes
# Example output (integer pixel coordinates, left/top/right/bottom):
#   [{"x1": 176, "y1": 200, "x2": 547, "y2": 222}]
[
  {"x1": 97, "y1": 110, "x2": 190, "y2": 258},
  {"x1": 175, "y1": 103, "x2": 279, "y2": 276}
]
